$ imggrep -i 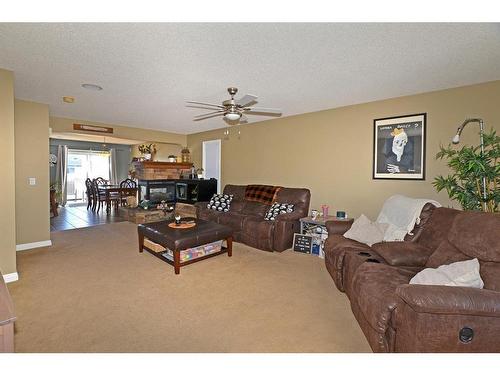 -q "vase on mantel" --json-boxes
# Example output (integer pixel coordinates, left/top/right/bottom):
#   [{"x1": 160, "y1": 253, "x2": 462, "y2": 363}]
[{"x1": 143, "y1": 153, "x2": 152, "y2": 161}]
